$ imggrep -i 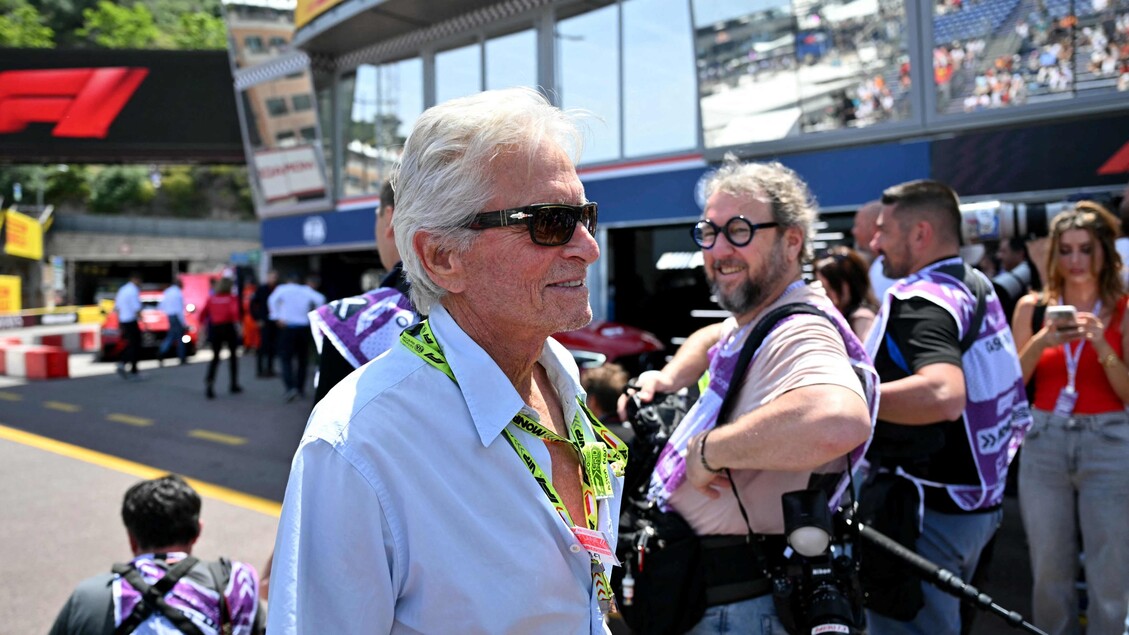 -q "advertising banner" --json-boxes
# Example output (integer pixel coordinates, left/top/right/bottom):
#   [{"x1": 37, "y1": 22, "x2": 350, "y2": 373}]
[
  {"x1": 932, "y1": 113, "x2": 1129, "y2": 197},
  {"x1": 4, "y1": 210, "x2": 43, "y2": 261},
  {"x1": 295, "y1": 0, "x2": 346, "y2": 29},
  {"x1": 0, "y1": 49, "x2": 241, "y2": 163},
  {"x1": 253, "y1": 145, "x2": 327, "y2": 203},
  {"x1": 0, "y1": 275, "x2": 21, "y2": 313}
]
